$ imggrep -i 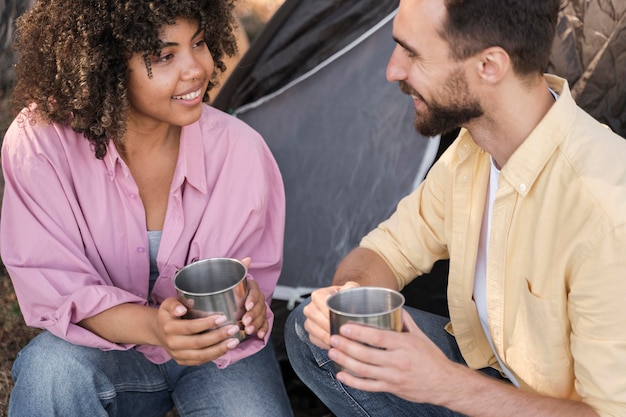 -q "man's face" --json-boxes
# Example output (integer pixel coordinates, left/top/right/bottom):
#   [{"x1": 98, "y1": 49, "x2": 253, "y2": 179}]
[
  {"x1": 399, "y1": 66, "x2": 483, "y2": 137},
  {"x1": 387, "y1": 0, "x2": 483, "y2": 137}
]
